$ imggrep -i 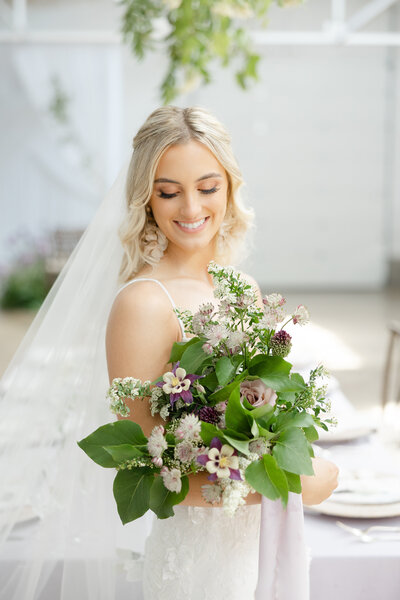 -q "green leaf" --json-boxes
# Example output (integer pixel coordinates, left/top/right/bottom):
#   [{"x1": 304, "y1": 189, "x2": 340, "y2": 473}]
[
  {"x1": 263, "y1": 454, "x2": 289, "y2": 507},
  {"x1": 113, "y1": 468, "x2": 154, "y2": 524},
  {"x1": 225, "y1": 386, "x2": 252, "y2": 434},
  {"x1": 77, "y1": 420, "x2": 148, "y2": 468},
  {"x1": 275, "y1": 411, "x2": 315, "y2": 432},
  {"x1": 149, "y1": 474, "x2": 189, "y2": 519},
  {"x1": 223, "y1": 434, "x2": 250, "y2": 456},
  {"x1": 215, "y1": 356, "x2": 236, "y2": 386},
  {"x1": 169, "y1": 337, "x2": 199, "y2": 363},
  {"x1": 303, "y1": 425, "x2": 319, "y2": 442},
  {"x1": 246, "y1": 402, "x2": 275, "y2": 421},
  {"x1": 260, "y1": 375, "x2": 305, "y2": 392},
  {"x1": 201, "y1": 370, "x2": 219, "y2": 390},
  {"x1": 245, "y1": 454, "x2": 287, "y2": 502},
  {"x1": 179, "y1": 340, "x2": 208, "y2": 373},
  {"x1": 200, "y1": 421, "x2": 221, "y2": 445},
  {"x1": 249, "y1": 355, "x2": 292, "y2": 376},
  {"x1": 209, "y1": 370, "x2": 248, "y2": 402},
  {"x1": 272, "y1": 429, "x2": 314, "y2": 475},
  {"x1": 104, "y1": 444, "x2": 144, "y2": 463},
  {"x1": 283, "y1": 470, "x2": 302, "y2": 494}
]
